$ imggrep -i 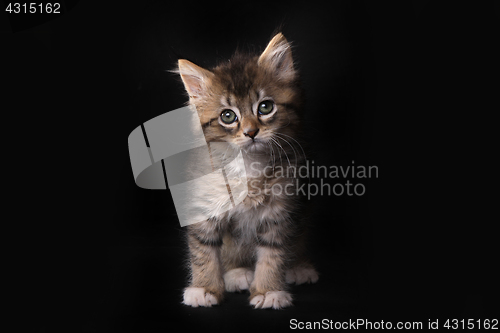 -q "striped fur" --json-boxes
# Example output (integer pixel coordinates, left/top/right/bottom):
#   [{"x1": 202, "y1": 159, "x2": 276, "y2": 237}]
[{"x1": 178, "y1": 33, "x2": 318, "y2": 309}]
